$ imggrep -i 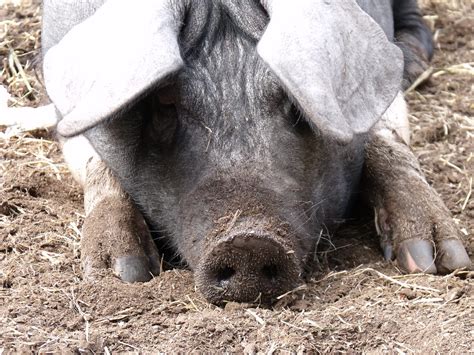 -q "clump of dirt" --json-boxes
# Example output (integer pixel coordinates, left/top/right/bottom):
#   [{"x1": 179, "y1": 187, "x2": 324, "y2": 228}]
[{"x1": 1, "y1": 0, "x2": 473, "y2": 352}]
